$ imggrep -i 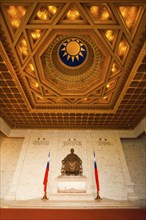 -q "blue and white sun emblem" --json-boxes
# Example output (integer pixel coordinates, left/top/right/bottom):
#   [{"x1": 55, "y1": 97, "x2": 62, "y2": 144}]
[{"x1": 59, "y1": 38, "x2": 87, "y2": 67}]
